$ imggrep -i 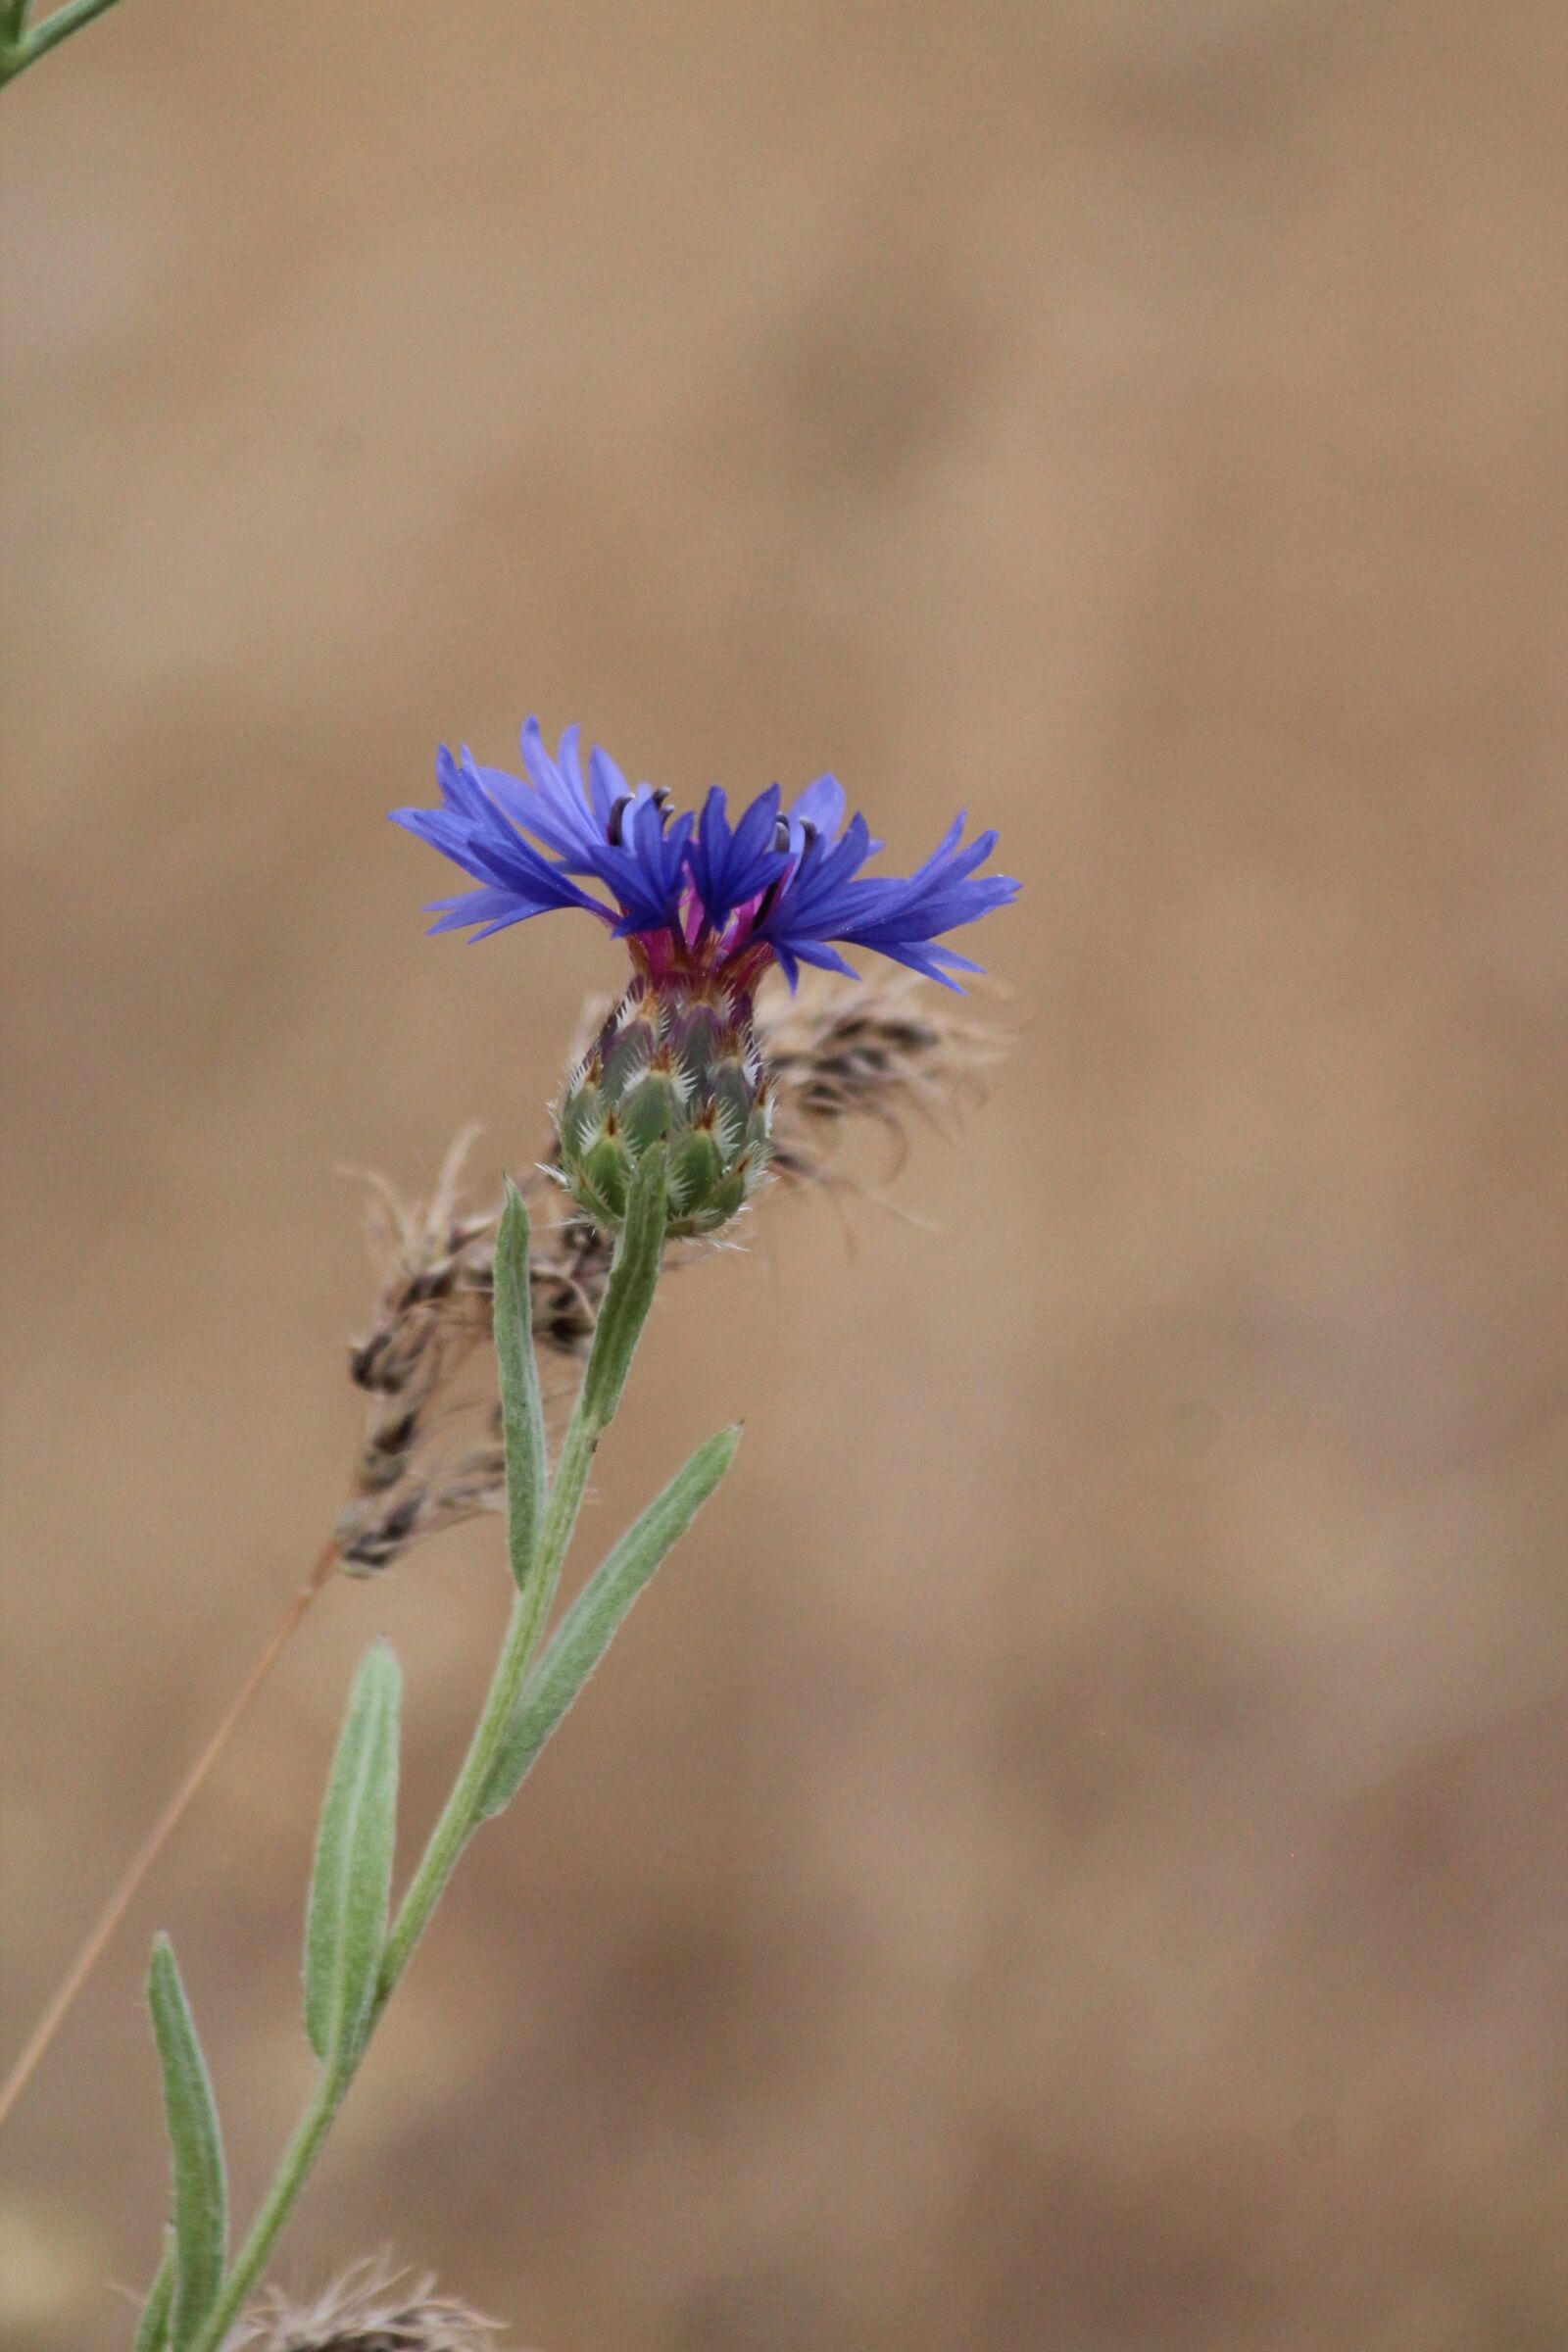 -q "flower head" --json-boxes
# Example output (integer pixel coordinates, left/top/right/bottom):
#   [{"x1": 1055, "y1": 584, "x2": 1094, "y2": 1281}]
[
  {"x1": 392, "y1": 718, "x2": 1016, "y2": 994},
  {"x1": 394, "y1": 718, "x2": 1016, "y2": 1235}
]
